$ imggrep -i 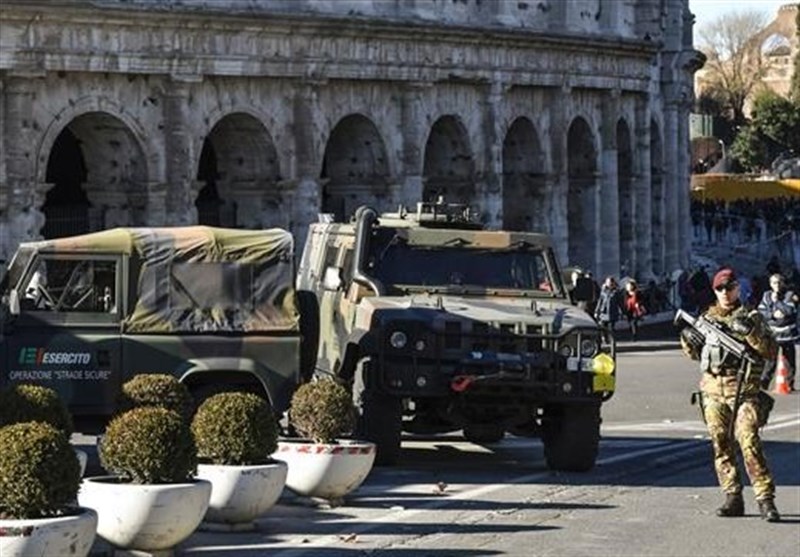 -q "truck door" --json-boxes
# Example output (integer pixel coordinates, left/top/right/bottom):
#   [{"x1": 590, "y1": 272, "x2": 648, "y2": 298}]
[{"x1": 3, "y1": 254, "x2": 123, "y2": 418}]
